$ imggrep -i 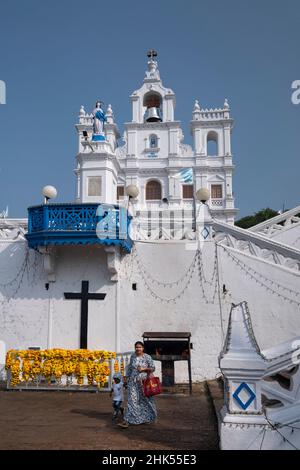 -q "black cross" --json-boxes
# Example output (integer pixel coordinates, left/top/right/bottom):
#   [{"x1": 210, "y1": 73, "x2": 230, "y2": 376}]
[
  {"x1": 147, "y1": 49, "x2": 157, "y2": 60},
  {"x1": 64, "y1": 281, "x2": 106, "y2": 349}
]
